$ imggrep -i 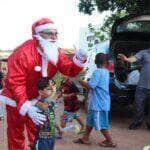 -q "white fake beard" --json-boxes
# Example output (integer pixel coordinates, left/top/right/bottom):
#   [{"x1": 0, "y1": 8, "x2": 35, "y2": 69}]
[{"x1": 37, "y1": 36, "x2": 59, "y2": 66}]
